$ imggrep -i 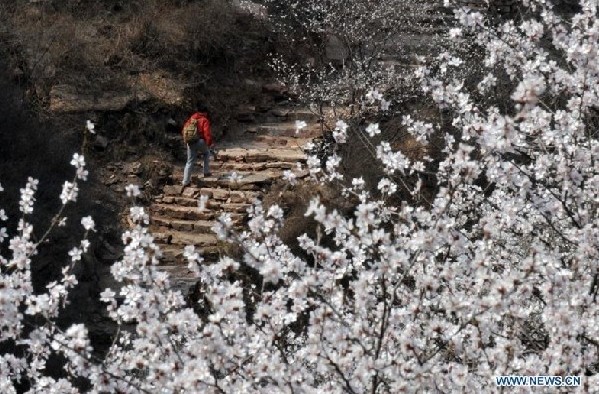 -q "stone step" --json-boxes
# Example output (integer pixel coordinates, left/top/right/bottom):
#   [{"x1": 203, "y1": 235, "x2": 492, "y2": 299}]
[
  {"x1": 153, "y1": 195, "x2": 253, "y2": 213},
  {"x1": 209, "y1": 160, "x2": 299, "y2": 172},
  {"x1": 150, "y1": 204, "x2": 216, "y2": 221},
  {"x1": 253, "y1": 135, "x2": 313, "y2": 147},
  {"x1": 262, "y1": 109, "x2": 322, "y2": 122},
  {"x1": 172, "y1": 167, "x2": 283, "y2": 178},
  {"x1": 246, "y1": 123, "x2": 321, "y2": 138},
  {"x1": 151, "y1": 215, "x2": 215, "y2": 232},
  {"x1": 158, "y1": 195, "x2": 249, "y2": 209},
  {"x1": 221, "y1": 202, "x2": 253, "y2": 213},
  {"x1": 162, "y1": 186, "x2": 259, "y2": 202},
  {"x1": 150, "y1": 203, "x2": 247, "y2": 223},
  {"x1": 198, "y1": 187, "x2": 260, "y2": 202},
  {"x1": 156, "y1": 196, "x2": 204, "y2": 208},
  {"x1": 158, "y1": 265, "x2": 200, "y2": 295},
  {"x1": 166, "y1": 128, "x2": 313, "y2": 148},
  {"x1": 217, "y1": 148, "x2": 306, "y2": 163},
  {"x1": 160, "y1": 245, "x2": 221, "y2": 265},
  {"x1": 170, "y1": 170, "x2": 283, "y2": 190},
  {"x1": 152, "y1": 229, "x2": 219, "y2": 247},
  {"x1": 236, "y1": 106, "x2": 323, "y2": 124},
  {"x1": 252, "y1": 135, "x2": 291, "y2": 146}
]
